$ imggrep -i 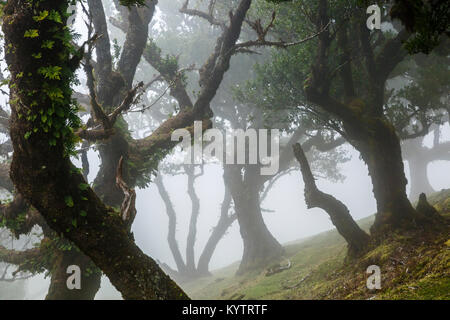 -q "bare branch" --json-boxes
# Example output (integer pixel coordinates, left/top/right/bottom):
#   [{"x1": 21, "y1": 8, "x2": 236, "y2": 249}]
[
  {"x1": 76, "y1": 128, "x2": 115, "y2": 141},
  {"x1": 180, "y1": 0, "x2": 226, "y2": 29},
  {"x1": 109, "y1": 81, "x2": 144, "y2": 125},
  {"x1": 0, "y1": 246, "x2": 42, "y2": 272},
  {"x1": 234, "y1": 17, "x2": 331, "y2": 53}
]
